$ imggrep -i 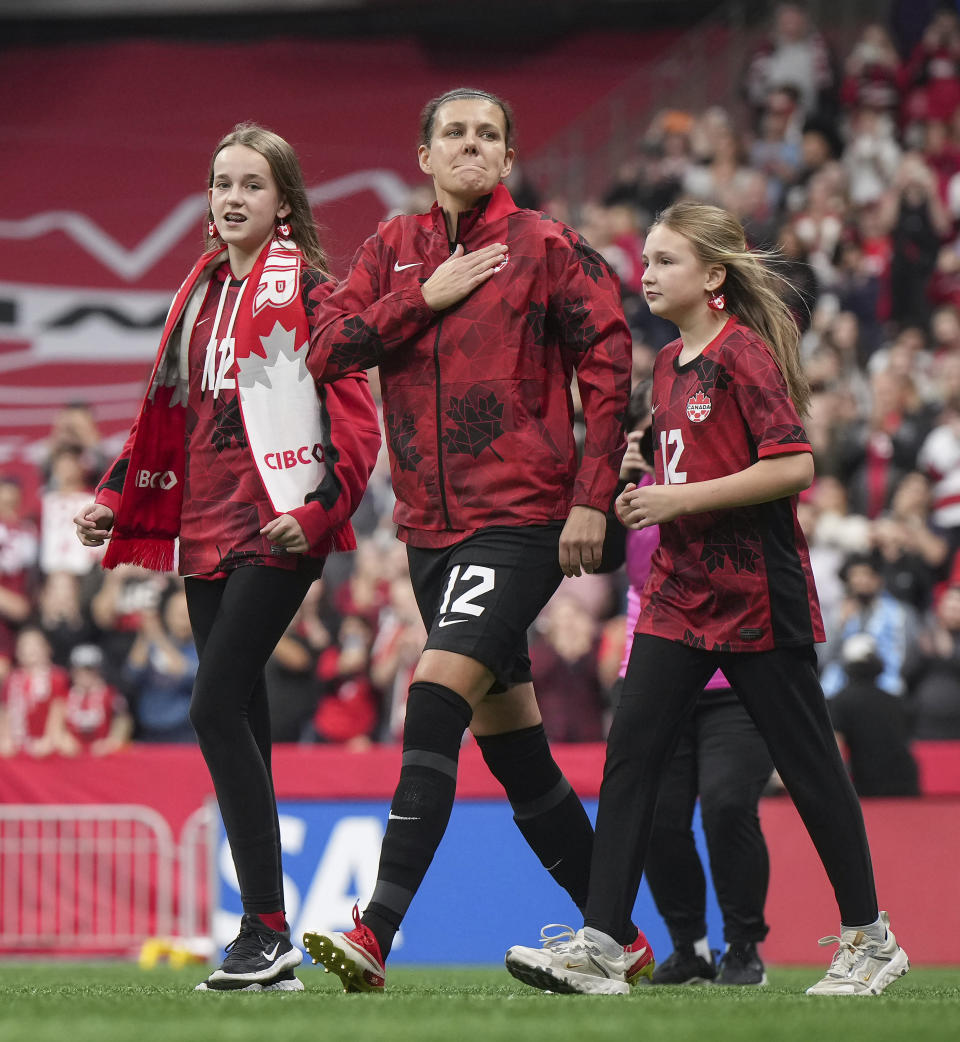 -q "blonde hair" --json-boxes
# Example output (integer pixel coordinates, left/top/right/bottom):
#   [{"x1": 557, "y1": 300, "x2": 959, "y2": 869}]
[
  {"x1": 653, "y1": 201, "x2": 810, "y2": 417},
  {"x1": 205, "y1": 123, "x2": 330, "y2": 276}
]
